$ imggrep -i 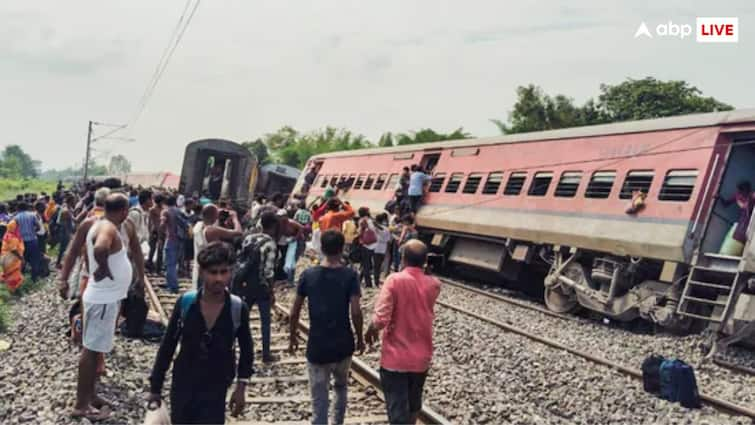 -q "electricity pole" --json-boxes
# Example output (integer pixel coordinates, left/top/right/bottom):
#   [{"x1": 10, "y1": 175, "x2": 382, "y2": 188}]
[
  {"x1": 83, "y1": 121, "x2": 93, "y2": 180},
  {"x1": 81, "y1": 121, "x2": 133, "y2": 181}
]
